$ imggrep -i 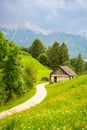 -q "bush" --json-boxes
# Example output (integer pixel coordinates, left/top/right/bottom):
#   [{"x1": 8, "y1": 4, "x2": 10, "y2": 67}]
[
  {"x1": 23, "y1": 63, "x2": 37, "y2": 92},
  {"x1": 41, "y1": 77, "x2": 49, "y2": 81}
]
